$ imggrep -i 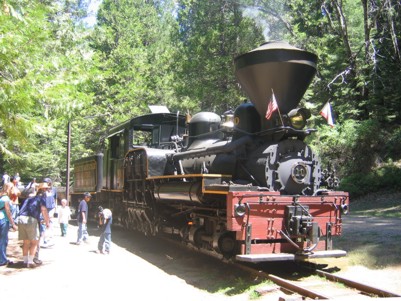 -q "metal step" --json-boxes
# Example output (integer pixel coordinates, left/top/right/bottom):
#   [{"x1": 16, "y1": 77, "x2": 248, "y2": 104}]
[{"x1": 236, "y1": 250, "x2": 347, "y2": 263}]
